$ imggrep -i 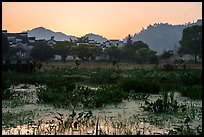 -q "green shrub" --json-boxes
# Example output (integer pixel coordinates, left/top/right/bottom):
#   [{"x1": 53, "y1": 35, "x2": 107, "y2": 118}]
[
  {"x1": 119, "y1": 78, "x2": 160, "y2": 94},
  {"x1": 36, "y1": 76, "x2": 76, "y2": 107},
  {"x1": 37, "y1": 84, "x2": 125, "y2": 108},
  {"x1": 2, "y1": 71, "x2": 14, "y2": 100},
  {"x1": 179, "y1": 85, "x2": 202, "y2": 100},
  {"x1": 180, "y1": 70, "x2": 202, "y2": 86},
  {"x1": 142, "y1": 91, "x2": 187, "y2": 113},
  {"x1": 88, "y1": 69, "x2": 120, "y2": 84},
  {"x1": 73, "y1": 85, "x2": 125, "y2": 108}
]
